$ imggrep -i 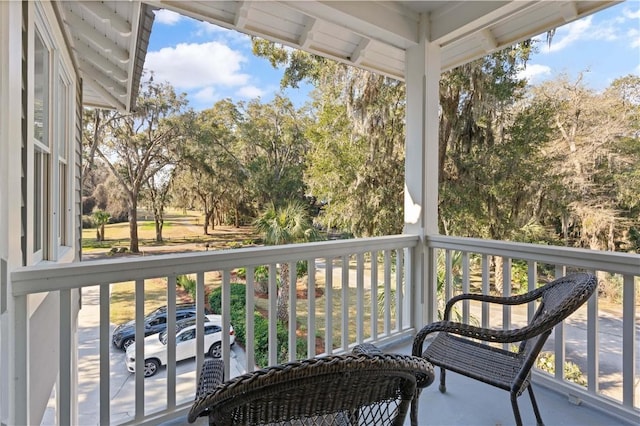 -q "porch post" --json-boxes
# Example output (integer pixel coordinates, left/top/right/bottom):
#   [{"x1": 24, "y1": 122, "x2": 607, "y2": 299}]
[
  {"x1": 404, "y1": 14, "x2": 441, "y2": 331},
  {"x1": 0, "y1": 1, "x2": 29, "y2": 423}
]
